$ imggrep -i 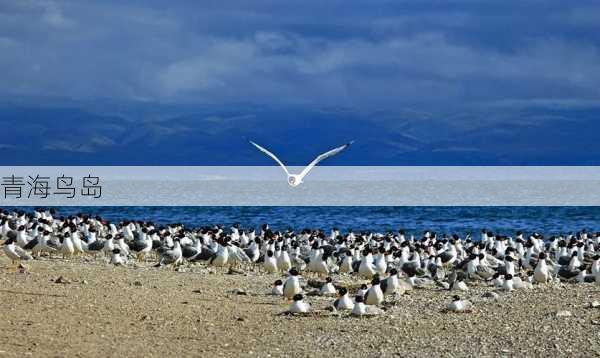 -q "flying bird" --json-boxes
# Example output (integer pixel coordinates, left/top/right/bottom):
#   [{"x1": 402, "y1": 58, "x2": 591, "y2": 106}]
[{"x1": 249, "y1": 140, "x2": 354, "y2": 187}]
